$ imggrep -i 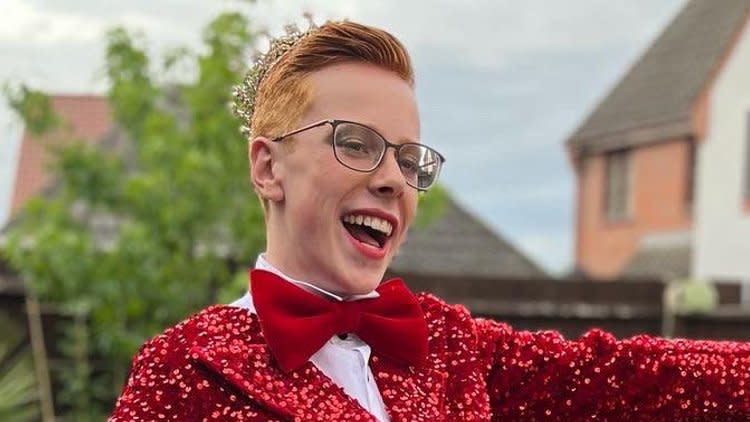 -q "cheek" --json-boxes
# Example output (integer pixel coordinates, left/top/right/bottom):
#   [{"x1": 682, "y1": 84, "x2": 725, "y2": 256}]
[{"x1": 292, "y1": 182, "x2": 341, "y2": 231}]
